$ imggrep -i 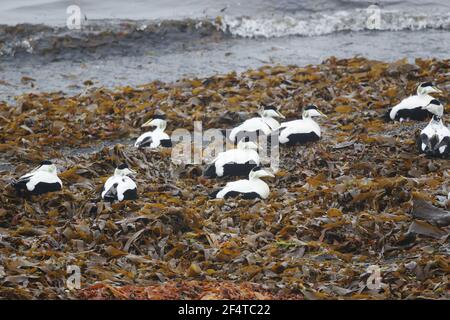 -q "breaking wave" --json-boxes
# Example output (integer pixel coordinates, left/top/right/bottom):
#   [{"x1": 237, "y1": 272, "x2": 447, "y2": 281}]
[
  {"x1": 219, "y1": 9, "x2": 450, "y2": 38},
  {"x1": 1, "y1": 8, "x2": 449, "y2": 57}
]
